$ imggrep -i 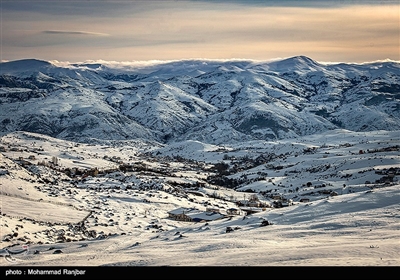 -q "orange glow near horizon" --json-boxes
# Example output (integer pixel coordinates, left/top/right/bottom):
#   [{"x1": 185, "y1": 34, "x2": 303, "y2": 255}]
[{"x1": 1, "y1": 2, "x2": 399, "y2": 63}]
